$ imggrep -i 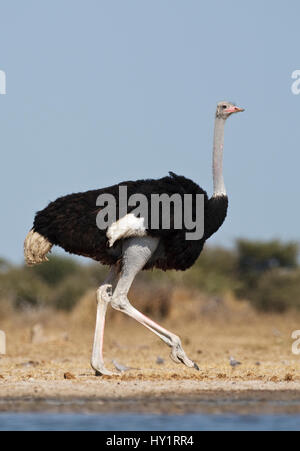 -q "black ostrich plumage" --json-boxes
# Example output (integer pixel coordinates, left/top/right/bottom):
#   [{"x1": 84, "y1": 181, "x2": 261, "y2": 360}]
[{"x1": 33, "y1": 172, "x2": 228, "y2": 271}]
